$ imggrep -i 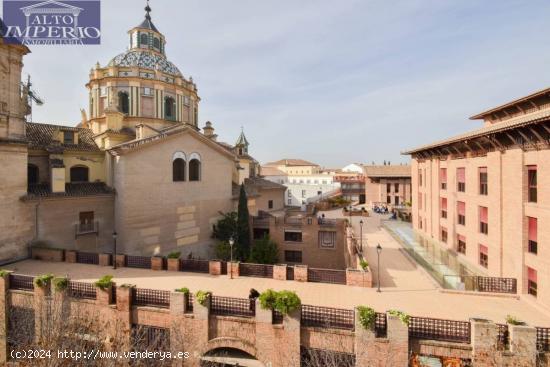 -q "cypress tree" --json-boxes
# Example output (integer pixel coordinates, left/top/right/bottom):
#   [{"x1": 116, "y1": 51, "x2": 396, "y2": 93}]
[{"x1": 237, "y1": 183, "x2": 251, "y2": 260}]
